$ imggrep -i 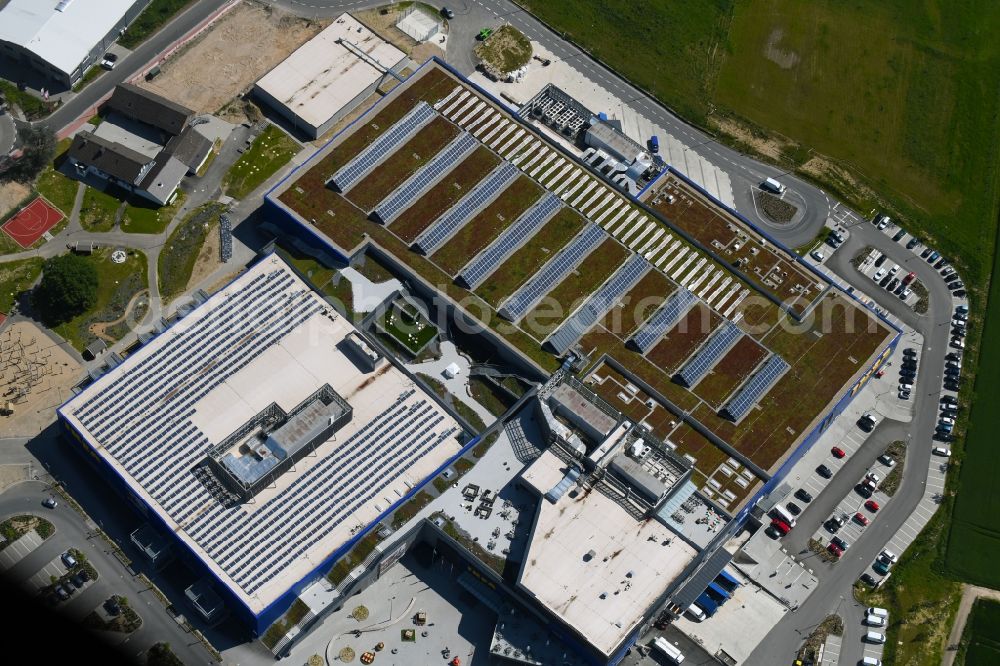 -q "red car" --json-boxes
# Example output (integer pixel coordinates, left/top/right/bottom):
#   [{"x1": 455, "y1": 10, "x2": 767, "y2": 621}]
[
  {"x1": 854, "y1": 512, "x2": 870, "y2": 526},
  {"x1": 865, "y1": 500, "x2": 880, "y2": 512},
  {"x1": 832, "y1": 446, "x2": 846, "y2": 458},
  {"x1": 827, "y1": 542, "x2": 844, "y2": 558},
  {"x1": 771, "y1": 519, "x2": 791, "y2": 535}
]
